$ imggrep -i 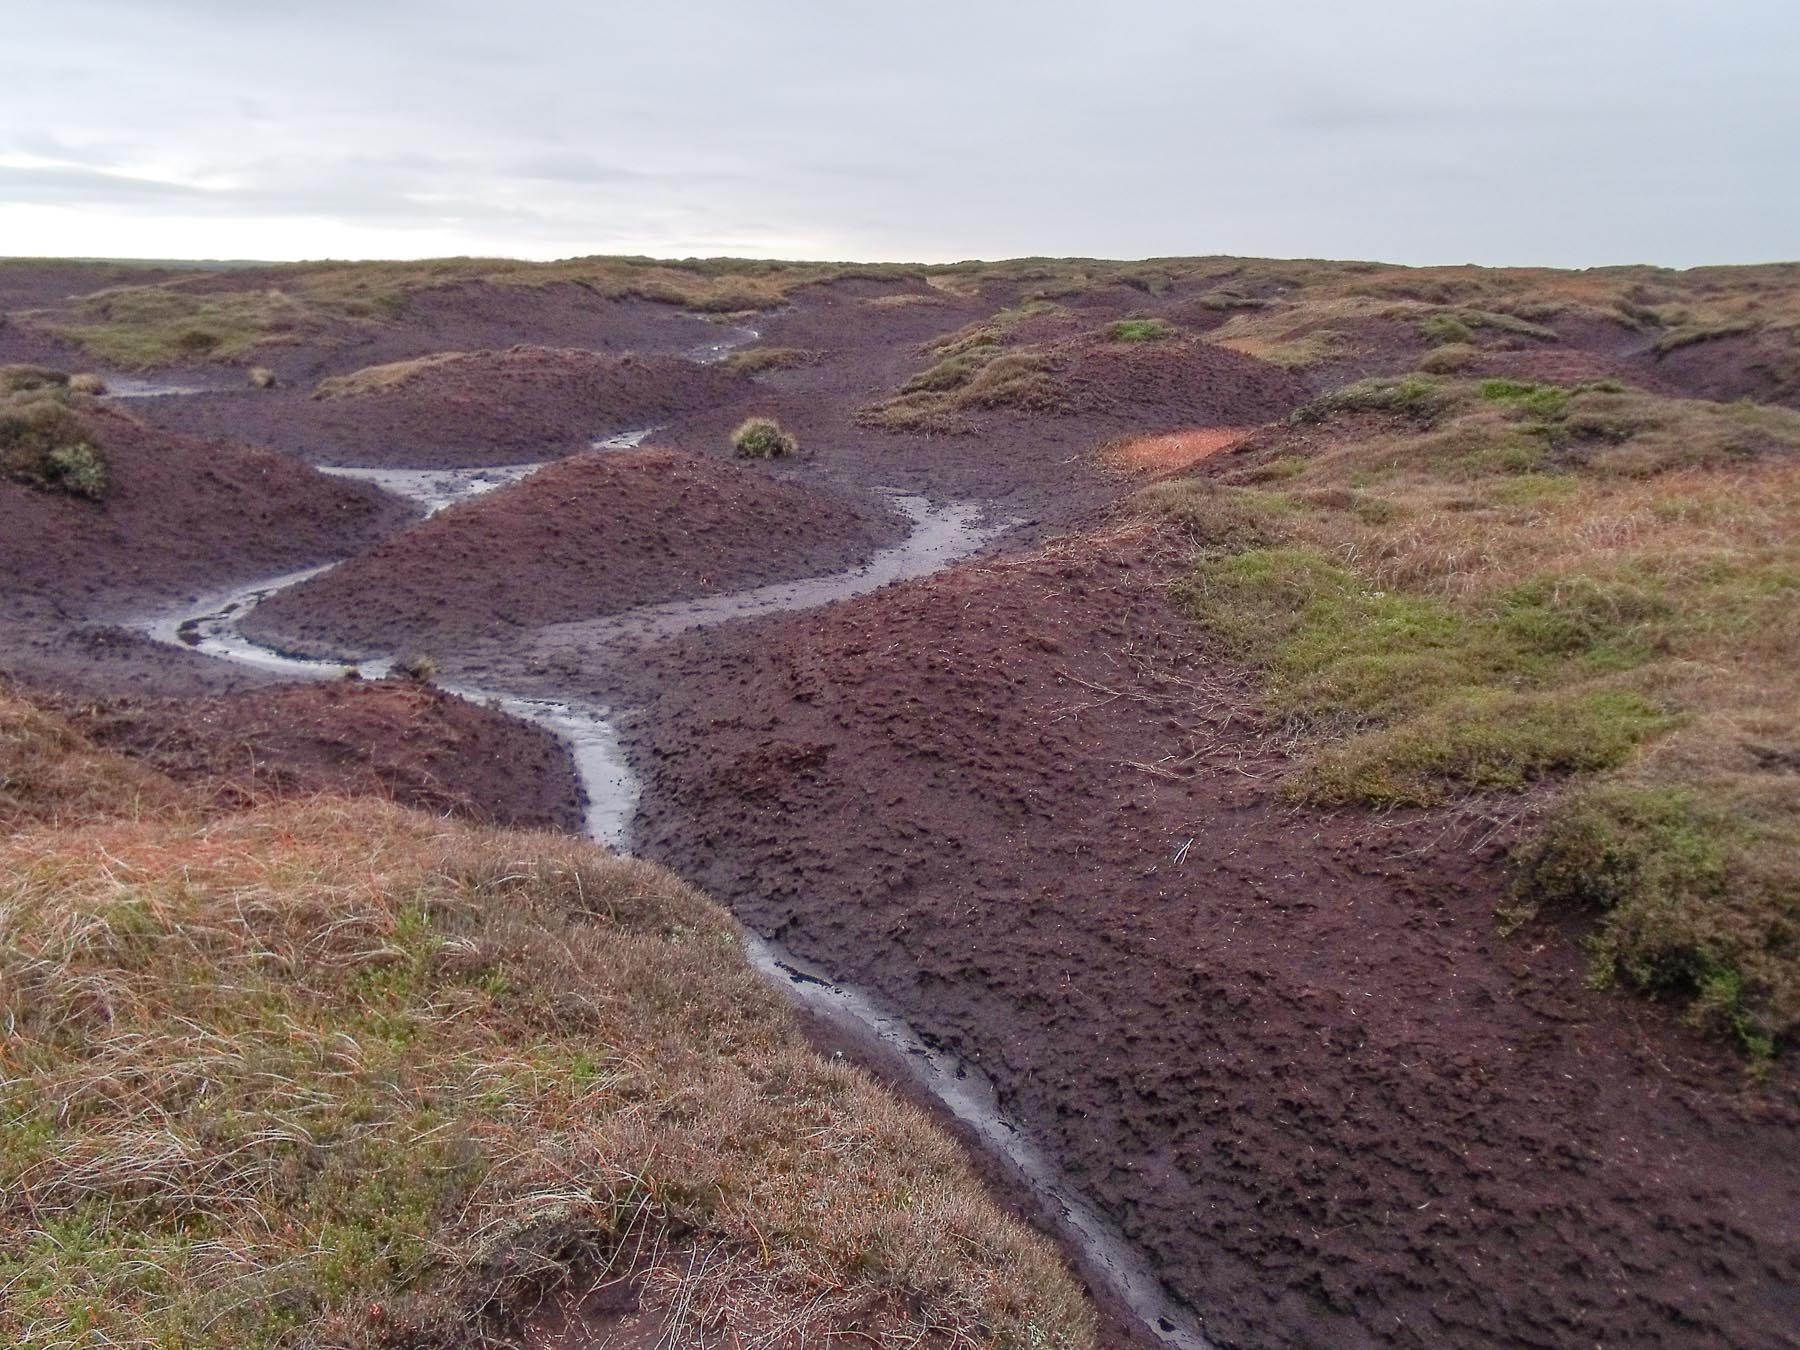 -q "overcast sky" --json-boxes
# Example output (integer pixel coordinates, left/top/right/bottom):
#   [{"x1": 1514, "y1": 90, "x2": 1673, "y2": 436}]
[{"x1": 3, "y1": 1, "x2": 1796, "y2": 267}]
